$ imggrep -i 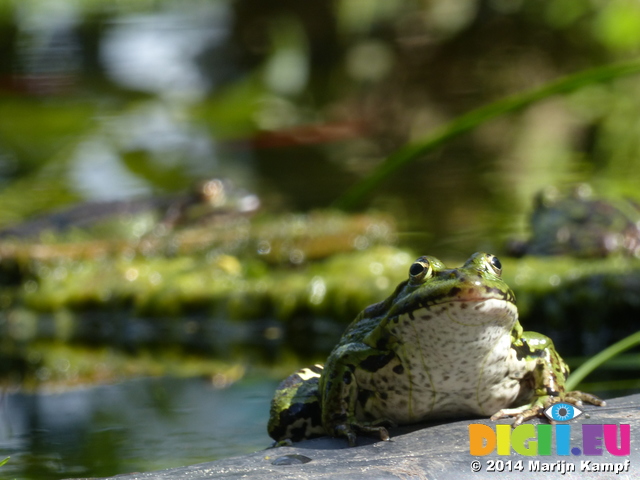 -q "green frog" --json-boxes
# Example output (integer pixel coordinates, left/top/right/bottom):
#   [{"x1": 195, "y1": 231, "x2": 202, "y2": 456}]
[
  {"x1": 268, "y1": 252, "x2": 605, "y2": 446},
  {"x1": 507, "y1": 185, "x2": 640, "y2": 258}
]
